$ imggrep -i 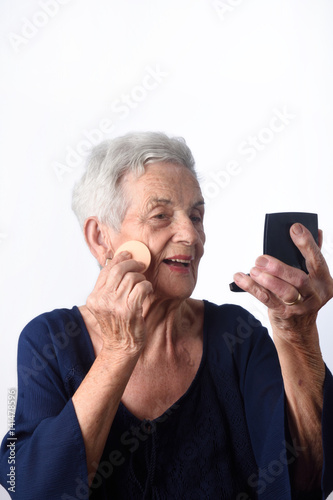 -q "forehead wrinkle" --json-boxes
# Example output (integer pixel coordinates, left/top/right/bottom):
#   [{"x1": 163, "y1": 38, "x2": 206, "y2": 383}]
[
  {"x1": 145, "y1": 196, "x2": 204, "y2": 213},
  {"x1": 130, "y1": 166, "x2": 203, "y2": 211}
]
